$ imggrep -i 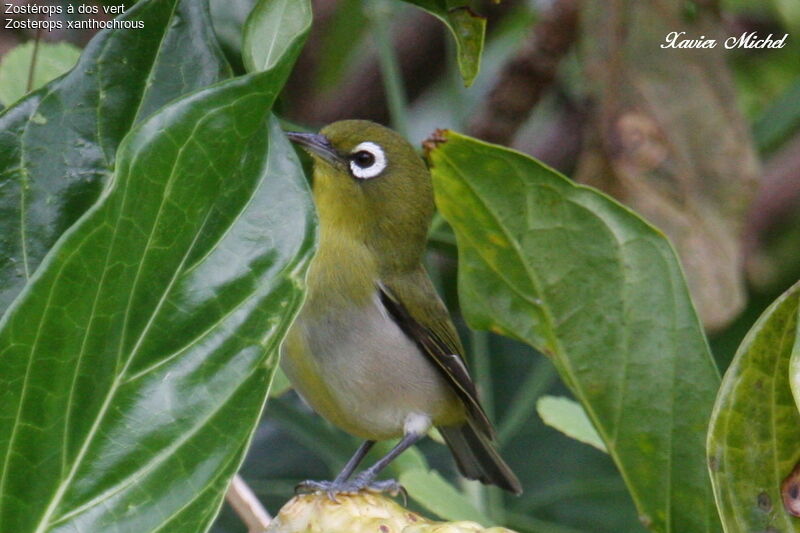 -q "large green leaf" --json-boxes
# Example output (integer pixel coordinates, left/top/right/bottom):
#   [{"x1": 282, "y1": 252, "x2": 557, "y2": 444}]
[
  {"x1": 242, "y1": 0, "x2": 312, "y2": 74},
  {"x1": 0, "y1": 5, "x2": 315, "y2": 533},
  {"x1": 0, "y1": 42, "x2": 81, "y2": 107},
  {"x1": 0, "y1": 83, "x2": 314, "y2": 532},
  {"x1": 427, "y1": 131, "x2": 721, "y2": 532},
  {"x1": 0, "y1": 0, "x2": 231, "y2": 317},
  {"x1": 708, "y1": 281, "x2": 800, "y2": 532},
  {"x1": 401, "y1": 0, "x2": 485, "y2": 86}
]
